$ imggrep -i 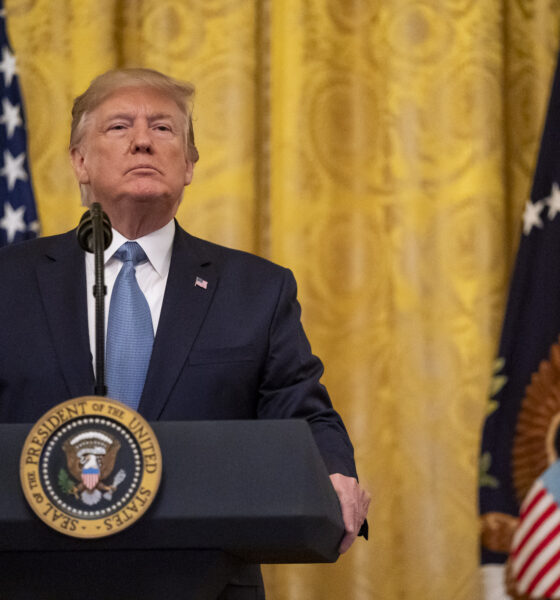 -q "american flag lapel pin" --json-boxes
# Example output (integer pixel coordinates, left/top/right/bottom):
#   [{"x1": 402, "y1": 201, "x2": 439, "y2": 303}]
[{"x1": 195, "y1": 276, "x2": 208, "y2": 290}]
